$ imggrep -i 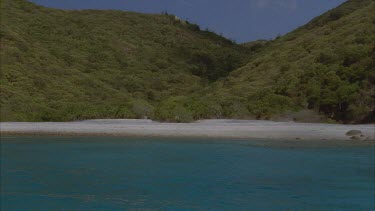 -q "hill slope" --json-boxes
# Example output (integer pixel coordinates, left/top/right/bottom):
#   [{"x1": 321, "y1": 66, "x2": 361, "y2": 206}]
[
  {"x1": 200, "y1": 0, "x2": 374, "y2": 123},
  {"x1": 0, "y1": 0, "x2": 249, "y2": 121},
  {"x1": 1, "y1": 0, "x2": 374, "y2": 123}
]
